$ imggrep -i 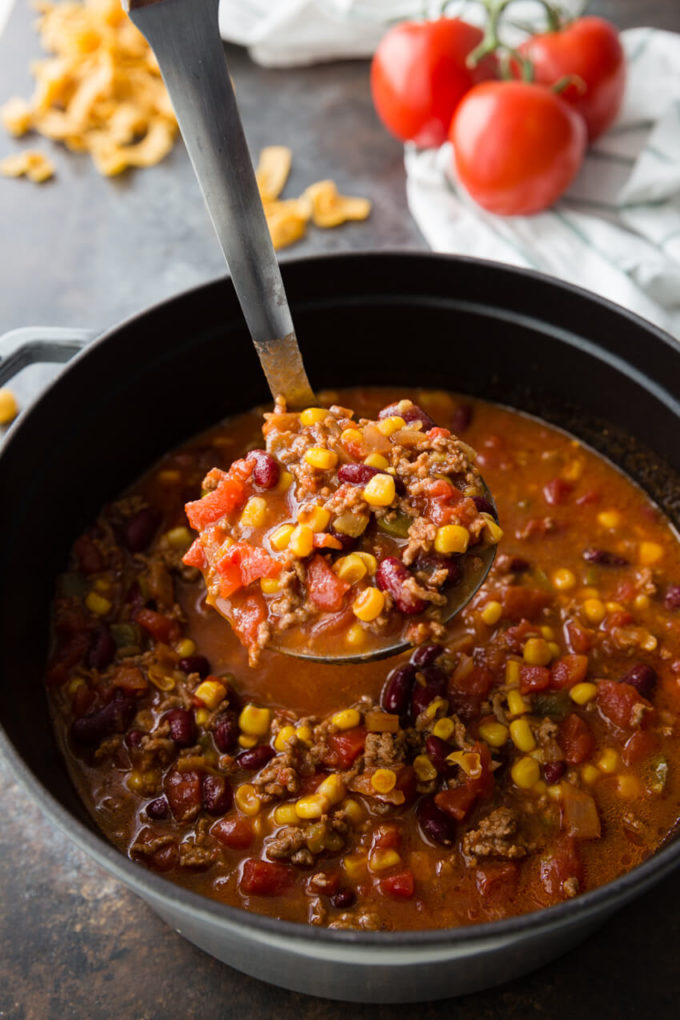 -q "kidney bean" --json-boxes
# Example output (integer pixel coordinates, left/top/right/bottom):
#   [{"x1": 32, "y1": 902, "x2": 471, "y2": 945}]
[
  {"x1": 146, "y1": 796, "x2": 169, "y2": 820},
  {"x1": 125, "y1": 582, "x2": 145, "y2": 613},
  {"x1": 236, "y1": 744, "x2": 276, "y2": 770},
  {"x1": 379, "y1": 401, "x2": 437, "y2": 431},
  {"x1": 622, "y1": 663, "x2": 657, "y2": 700},
  {"x1": 417, "y1": 553, "x2": 461, "y2": 587},
  {"x1": 582, "y1": 548, "x2": 629, "y2": 567},
  {"x1": 411, "y1": 643, "x2": 443, "y2": 668},
  {"x1": 330, "y1": 888, "x2": 356, "y2": 909},
  {"x1": 125, "y1": 729, "x2": 145, "y2": 749},
  {"x1": 337, "y1": 463, "x2": 380, "y2": 485},
  {"x1": 543, "y1": 761, "x2": 566, "y2": 785},
  {"x1": 665, "y1": 585, "x2": 680, "y2": 610},
  {"x1": 380, "y1": 662, "x2": 417, "y2": 715},
  {"x1": 329, "y1": 530, "x2": 358, "y2": 551},
  {"x1": 164, "y1": 708, "x2": 197, "y2": 748},
  {"x1": 376, "y1": 557, "x2": 426, "y2": 615},
  {"x1": 71, "y1": 692, "x2": 136, "y2": 746},
  {"x1": 247, "y1": 449, "x2": 280, "y2": 489},
  {"x1": 509, "y1": 557, "x2": 531, "y2": 573},
  {"x1": 214, "y1": 712, "x2": 238, "y2": 753},
  {"x1": 87, "y1": 624, "x2": 116, "y2": 671},
  {"x1": 202, "y1": 774, "x2": 233, "y2": 815},
  {"x1": 124, "y1": 507, "x2": 162, "y2": 553},
  {"x1": 178, "y1": 654, "x2": 211, "y2": 678},
  {"x1": 425, "y1": 734, "x2": 453, "y2": 774},
  {"x1": 451, "y1": 404, "x2": 473, "y2": 433},
  {"x1": 417, "y1": 796, "x2": 457, "y2": 847},
  {"x1": 411, "y1": 665, "x2": 448, "y2": 718},
  {"x1": 473, "y1": 496, "x2": 497, "y2": 519}
]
